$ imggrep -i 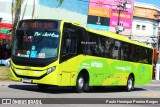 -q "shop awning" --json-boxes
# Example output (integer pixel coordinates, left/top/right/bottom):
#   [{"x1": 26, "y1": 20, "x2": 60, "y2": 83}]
[
  {"x1": 0, "y1": 34, "x2": 12, "y2": 40},
  {"x1": 0, "y1": 22, "x2": 12, "y2": 28}
]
